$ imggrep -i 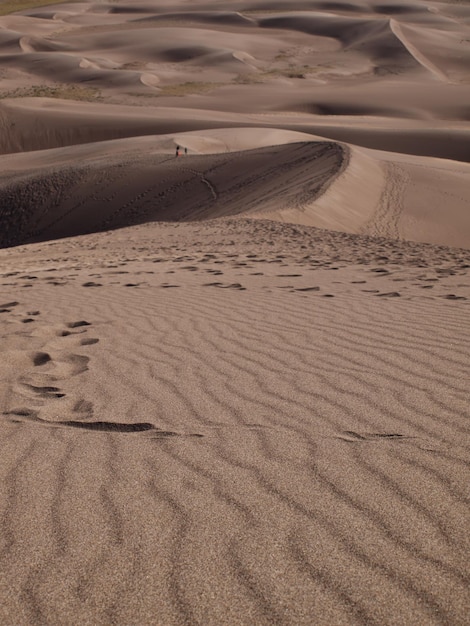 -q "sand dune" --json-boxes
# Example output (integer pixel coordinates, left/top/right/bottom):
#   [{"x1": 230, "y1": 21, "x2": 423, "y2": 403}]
[
  {"x1": 0, "y1": 218, "x2": 469, "y2": 625},
  {"x1": 1, "y1": 128, "x2": 469, "y2": 248},
  {"x1": 1, "y1": 50, "x2": 161, "y2": 89},
  {"x1": 0, "y1": 141, "x2": 345, "y2": 246},
  {"x1": 391, "y1": 19, "x2": 470, "y2": 83},
  {"x1": 133, "y1": 11, "x2": 257, "y2": 28},
  {"x1": 257, "y1": 13, "x2": 420, "y2": 69},
  {"x1": 1, "y1": 1, "x2": 470, "y2": 624},
  {"x1": 1, "y1": 95, "x2": 470, "y2": 163},
  {"x1": 1, "y1": 0, "x2": 469, "y2": 163}
]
